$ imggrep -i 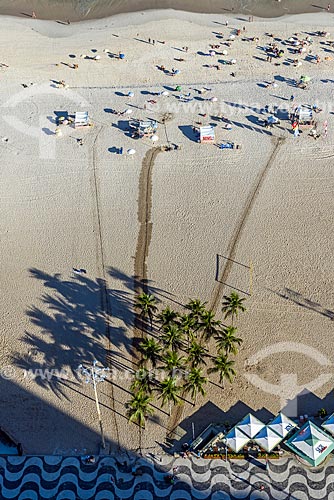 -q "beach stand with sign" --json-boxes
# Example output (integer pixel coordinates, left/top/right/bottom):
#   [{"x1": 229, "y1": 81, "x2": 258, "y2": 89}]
[
  {"x1": 199, "y1": 125, "x2": 215, "y2": 144},
  {"x1": 286, "y1": 421, "x2": 334, "y2": 467}
]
